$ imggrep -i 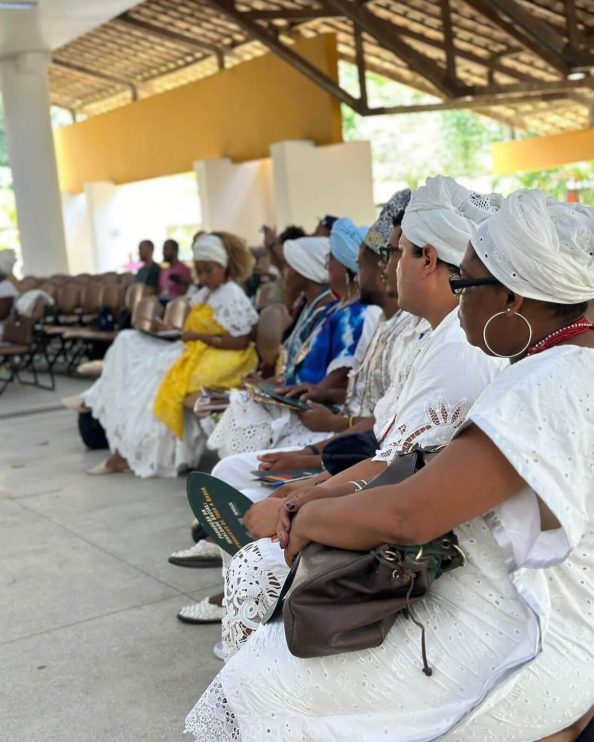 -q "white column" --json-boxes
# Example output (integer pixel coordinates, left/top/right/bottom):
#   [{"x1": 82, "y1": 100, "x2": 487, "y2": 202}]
[
  {"x1": 84, "y1": 181, "x2": 120, "y2": 273},
  {"x1": 61, "y1": 191, "x2": 94, "y2": 275},
  {"x1": 271, "y1": 140, "x2": 376, "y2": 230},
  {"x1": 194, "y1": 157, "x2": 276, "y2": 245},
  {"x1": 0, "y1": 51, "x2": 69, "y2": 276}
]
